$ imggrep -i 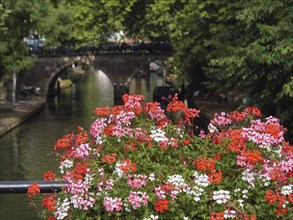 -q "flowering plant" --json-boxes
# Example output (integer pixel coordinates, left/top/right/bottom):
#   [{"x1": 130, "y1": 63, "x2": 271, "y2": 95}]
[{"x1": 28, "y1": 94, "x2": 293, "y2": 220}]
